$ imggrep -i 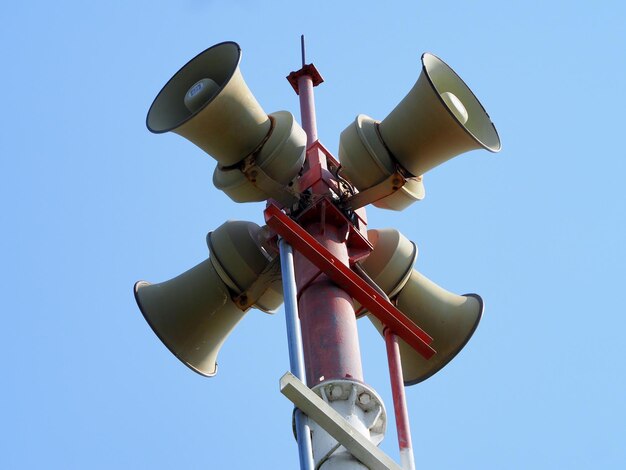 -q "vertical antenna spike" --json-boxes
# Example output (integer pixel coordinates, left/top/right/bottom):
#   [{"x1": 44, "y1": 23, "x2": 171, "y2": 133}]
[{"x1": 301, "y1": 34, "x2": 306, "y2": 66}]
